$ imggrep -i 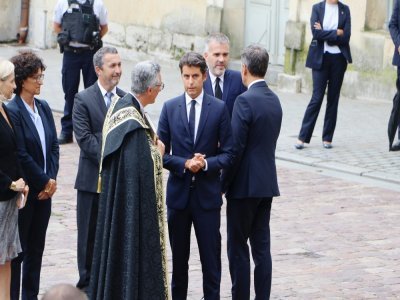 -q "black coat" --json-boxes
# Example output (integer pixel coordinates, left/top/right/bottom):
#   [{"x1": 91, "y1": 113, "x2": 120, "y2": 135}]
[
  {"x1": 0, "y1": 104, "x2": 24, "y2": 201},
  {"x1": 72, "y1": 82, "x2": 125, "y2": 193},
  {"x1": 90, "y1": 94, "x2": 168, "y2": 300}
]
